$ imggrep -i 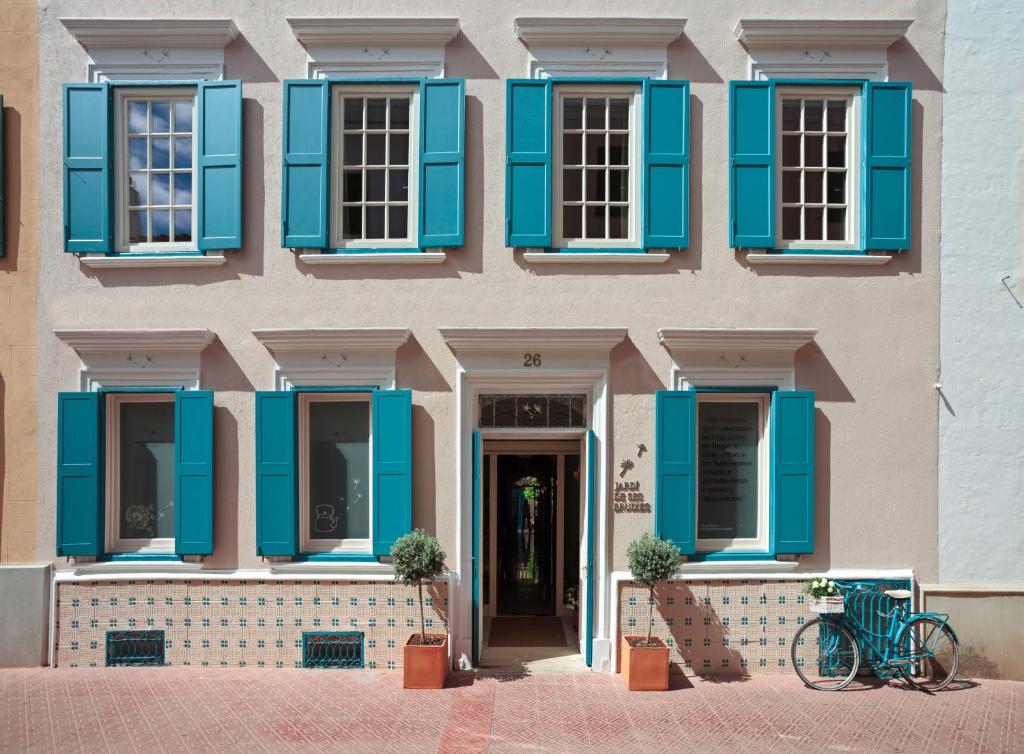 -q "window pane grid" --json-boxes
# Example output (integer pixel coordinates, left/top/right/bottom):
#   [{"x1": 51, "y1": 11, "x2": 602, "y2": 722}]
[
  {"x1": 560, "y1": 95, "x2": 631, "y2": 241},
  {"x1": 340, "y1": 96, "x2": 411, "y2": 242},
  {"x1": 780, "y1": 97, "x2": 849, "y2": 243},
  {"x1": 126, "y1": 97, "x2": 195, "y2": 245}
]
